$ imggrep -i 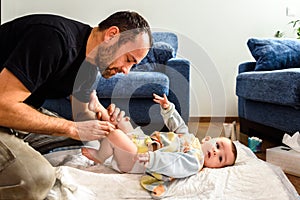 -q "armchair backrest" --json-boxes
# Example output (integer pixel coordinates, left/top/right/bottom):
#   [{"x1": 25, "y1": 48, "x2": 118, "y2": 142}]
[
  {"x1": 152, "y1": 32, "x2": 178, "y2": 56},
  {"x1": 132, "y1": 32, "x2": 178, "y2": 72}
]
